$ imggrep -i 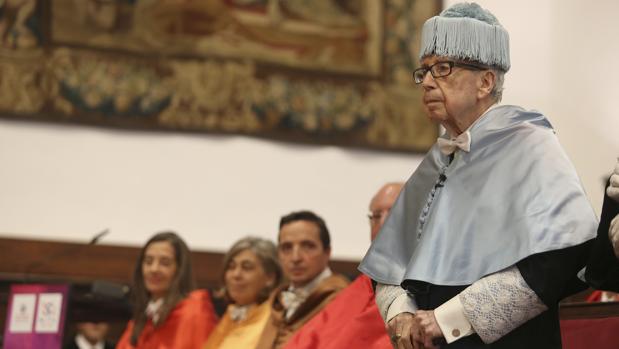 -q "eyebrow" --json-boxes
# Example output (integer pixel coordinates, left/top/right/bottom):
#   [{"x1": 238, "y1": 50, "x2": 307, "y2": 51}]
[{"x1": 280, "y1": 238, "x2": 318, "y2": 244}]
